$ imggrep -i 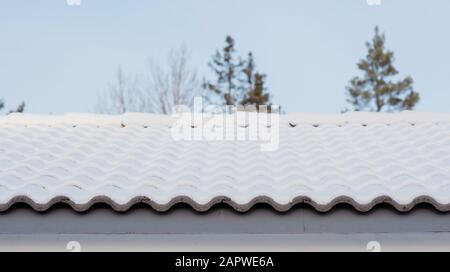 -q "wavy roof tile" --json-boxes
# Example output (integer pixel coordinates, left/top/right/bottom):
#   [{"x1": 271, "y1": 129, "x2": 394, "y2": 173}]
[{"x1": 0, "y1": 111, "x2": 450, "y2": 212}]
